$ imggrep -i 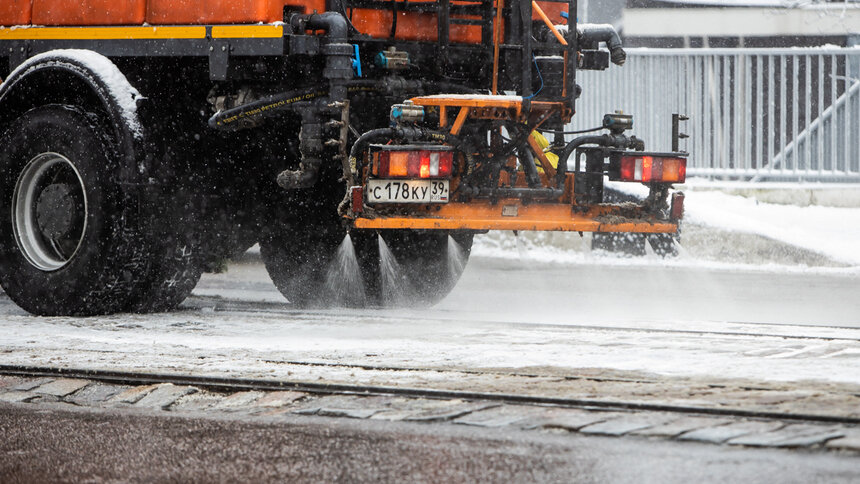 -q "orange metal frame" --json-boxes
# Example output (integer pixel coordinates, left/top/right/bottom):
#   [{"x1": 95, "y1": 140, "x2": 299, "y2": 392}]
[
  {"x1": 409, "y1": 95, "x2": 571, "y2": 135},
  {"x1": 351, "y1": 94, "x2": 679, "y2": 235},
  {"x1": 353, "y1": 199, "x2": 678, "y2": 233}
]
